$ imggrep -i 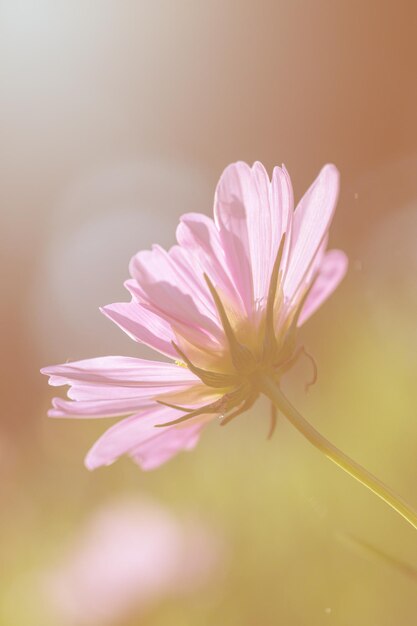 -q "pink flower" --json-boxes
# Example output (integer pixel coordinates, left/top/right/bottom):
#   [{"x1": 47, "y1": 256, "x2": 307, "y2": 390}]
[
  {"x1": 42, "y1": 161, "x2": 347, "y2": 471},
  {"x1": 42, "y1": 498, "x2": 223, "y2": 625}
]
